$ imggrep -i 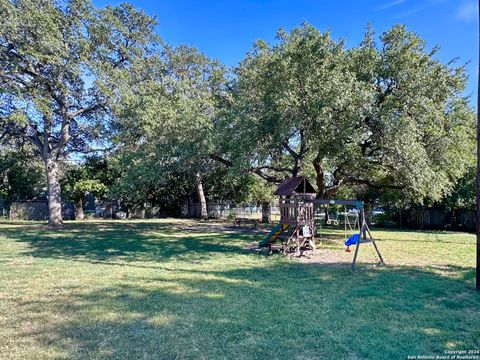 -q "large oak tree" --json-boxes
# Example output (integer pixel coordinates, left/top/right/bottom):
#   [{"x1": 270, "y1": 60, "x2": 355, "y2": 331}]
[
  {"x1": 217, "y1": 23, "x2": 474, "y2": 205},
  {"x1": 0, "y1": 0, "x2": 159, "y2": 224},
  {"x1": 111, "y1": 45, "x2": 226, "y2": 219}
]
